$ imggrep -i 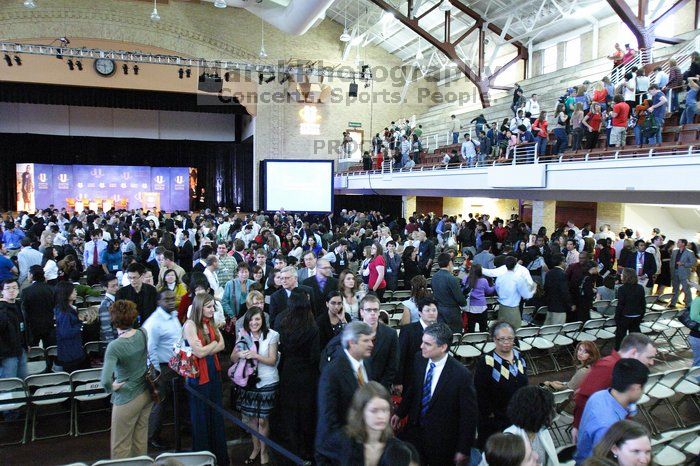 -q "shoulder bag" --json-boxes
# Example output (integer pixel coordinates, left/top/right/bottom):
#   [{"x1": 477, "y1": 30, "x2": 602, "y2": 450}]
[{"x1": 139, "y1": 328, "x2": 161, "y2": 403}]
